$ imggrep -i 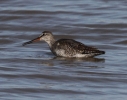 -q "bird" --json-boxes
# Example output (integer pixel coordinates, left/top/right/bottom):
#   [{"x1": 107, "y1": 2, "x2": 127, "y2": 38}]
[{"x1": 23, "y1": 31, "x2": 105, "y2": 58}]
